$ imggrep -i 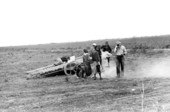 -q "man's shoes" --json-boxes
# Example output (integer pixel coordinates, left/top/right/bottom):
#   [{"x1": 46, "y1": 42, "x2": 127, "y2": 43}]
[
  {"x1": 117, "y1": 74, "x2": 120, "y2": 78},
  {"x1": 121, "y1": 72, "x2": 124, "y2": 77},
  {"x1": 118, "y1": 72, "x2": 124, "y2": 78}
]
